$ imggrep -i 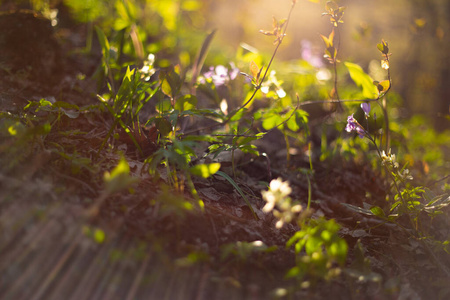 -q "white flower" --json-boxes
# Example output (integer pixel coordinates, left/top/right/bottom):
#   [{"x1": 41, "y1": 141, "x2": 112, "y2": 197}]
[
  {"x1": 261, "y1": 190, "x2": 276, "y2": 213},
  {"x1": 270, "y1": 177, "x2": 292, "y2": 197},
  {"x1": 381, "y1": 149, "x2": 397, "y2": 167},
  {"x1": 262, "y1": 178, "x2": 291, "y2": 213},
  {"x1": 262, "y1": 178, "x2": 303, "y2": 228},
  {"x1": 400, "y1": 169, "x2": 413, "y2": 181}
]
